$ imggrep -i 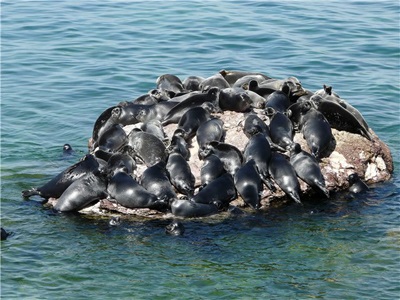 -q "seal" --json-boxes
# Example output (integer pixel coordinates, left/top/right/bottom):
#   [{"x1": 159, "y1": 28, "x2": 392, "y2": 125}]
[
  {"x1": 156, "y1": 74, "x2": 184, "y2": 95},
  {"x1": 165, "y1": 220, "x2": 185, "y2": 235},
  {"x1": 191, "y1": 173, "x2": 237, "y2": 207},
  {"x1": 244, "y1": 90, "x2": 267, "y2": 109},
  {"x1": 268, "y1": 152, "x2": 301, "y2": 204},
  {"x1": 161, "y1": 87, "x2": 220, "y2": 126},
  {"x1": 1, "y1": 228, "x2": 10, "y2": 241},
  {"x1": 175, "y1": 105, "x2": 212, "y2": 142},
  {"x1": 243, "y1": 129, "x2": 275, "y2": 191},
  {"x1": 166, "y1": 152, "x2": 196, "y2": 197},
  {"x1": 91, "y1": 106, "x2": 120, "y2": 147},
  {"x1": 196, "y1": 117, "x2": 225, "y2": 152},
  {"x1": 141, "y1": 119, "x2": 167, "y2": 142},
  {"x1": 168, "y1": 130, "x2": 191, "y2": 160},
  {"x1": 109, "y1": 216, "x2": 121, "y2": 226},
  {"x1": 298, "y1": 100, "x2": 333, "y2": 159},
  {"x1": 22, "y1": 154, "x2": 100, "y2": 199},
  {"x1": 107, "y1": 171, "x2": 167, "y2": 210},
  {"x1": 348, "y1": 173, "x2": 369, "y2": 194},
  {"x1": 140, "y1": 161, "x2": 177, "y2": 204},
  {"x1": 54, "y1": 170, "x2": 108, "y2": 212},
  {"x1": 219, "y1": 69, "x2": 270, "y2": 86},
  {"x1": 288, "y1": 143, "x2": 329, "y2": 197},
  {"x1": 182, "y1": 75, "x2": 205, "y2": 91},
  {"x1": 232, "y1": 75, "x2": 271, "y2": 90},
  {"x1": 200, "y1": 154, "x2": 226, "y2": 188},
  {"x1": 199, "y1": 73, "x2": 230, "y2": 91},
  {"x1": 218, "y1": 87, "x2": 253, "y2": 112},
  {"x1": 97, "y1": 123, "x2": 127, "y2": 153},
  {"x1": 198, "y1": 141, "x2": 243, "y2": 176},
  {"x1": 242, "y1": 113, "x2": 285, "y2": 151},
  {"x1": 63, "y1": 144, "x2": 75, "y2": 156},
  {"x1": 127, "y1": 129, "x2": 168, "y2": 167},
  {"x1": 171, "y1": 199, "x2": 219, "y2": 218},
  {"x1": 132, "y1": 88, "x2": 171, "y2": 105},
  {"x1": 265, "y1": 82, "x2": 291, "y2": 113},
  {"x1": 106, "y1": 152, "x2": 136, "y2": 177},
  {"x1": 311, "y1": 95, "x2": 372, "y2": 141},
  {"x1": 265, "y1": 107, "x2": 295, "y2": 150},
  {"x1": 234, "y1": 159, "x2": 262, "y2": 210}
]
